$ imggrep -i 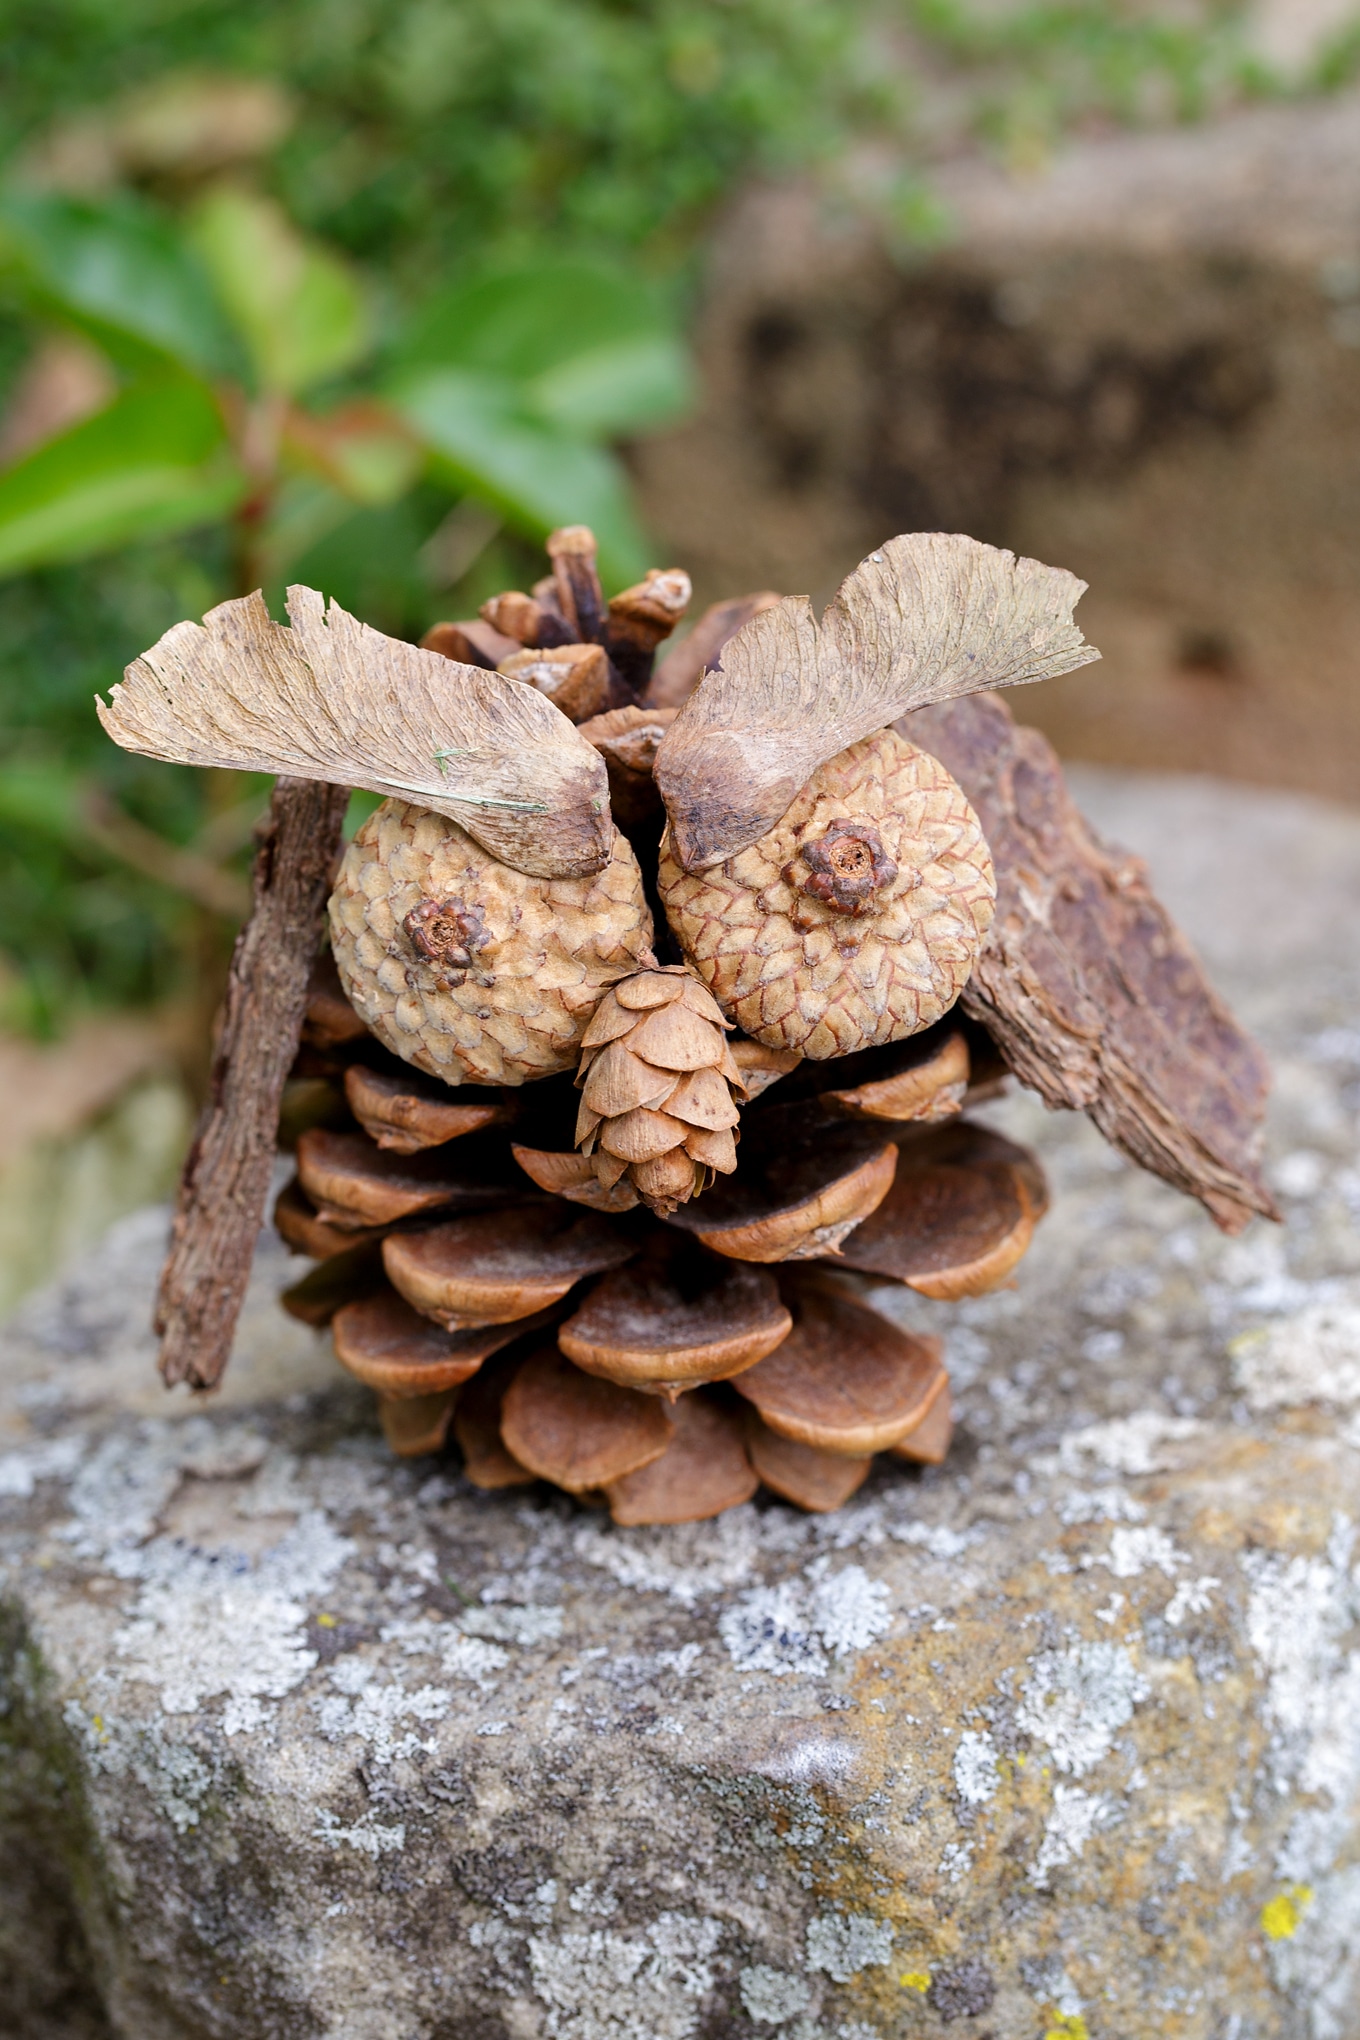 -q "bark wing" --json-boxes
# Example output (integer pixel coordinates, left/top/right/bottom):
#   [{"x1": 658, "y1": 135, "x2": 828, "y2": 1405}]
[
  {"x1": 655, "y1": 533, "x2": 1098, "y2": 870},
  {"x1": 99, "y1": 587, "x2": 612, "y2": 878}
]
